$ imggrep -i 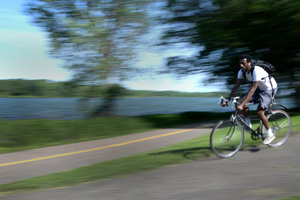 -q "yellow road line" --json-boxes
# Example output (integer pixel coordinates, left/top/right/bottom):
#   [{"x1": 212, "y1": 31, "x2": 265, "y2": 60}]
[{"x1": 0, "y1": 128, "x2": 195, "y2": 167}]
